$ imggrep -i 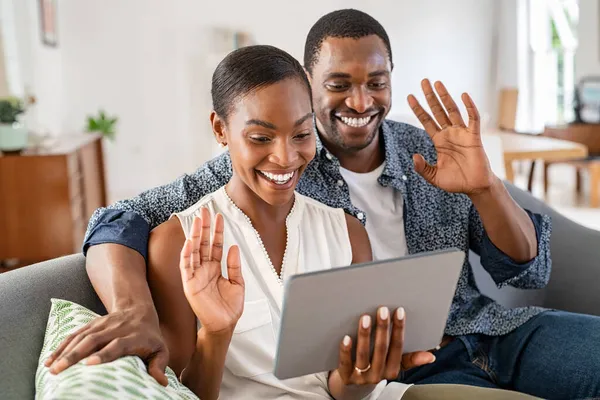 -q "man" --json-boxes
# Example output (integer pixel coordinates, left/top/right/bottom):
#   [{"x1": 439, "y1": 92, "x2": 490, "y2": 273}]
[{"x1": 47, "y1": 9, "x2": 599, "y2": 399}]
